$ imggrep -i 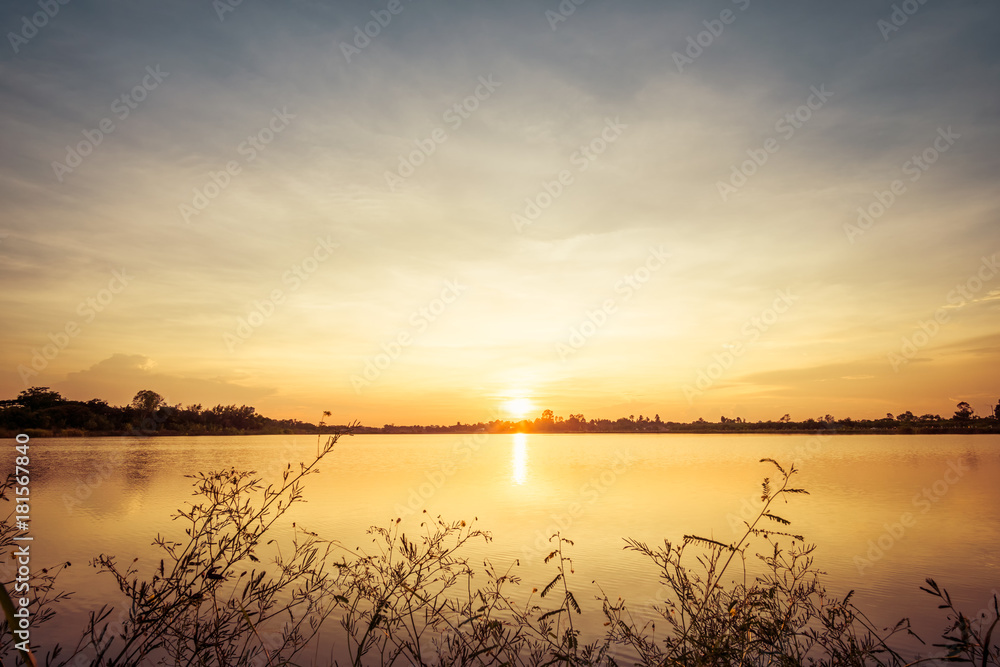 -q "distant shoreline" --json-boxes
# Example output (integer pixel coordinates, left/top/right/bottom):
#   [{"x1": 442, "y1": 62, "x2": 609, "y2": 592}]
[
  {"x1": 6, "y1": 426, "x2": 999, "y2": 438},
  {"x1": 5, "y1": 387, "x2": 998, "y2": 438}
]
